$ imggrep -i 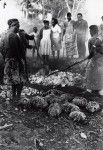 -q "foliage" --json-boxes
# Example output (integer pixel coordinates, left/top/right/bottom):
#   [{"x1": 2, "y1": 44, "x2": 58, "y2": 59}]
[{"x1": 17, "y1": 0, "x2": 86, "y2": 19}]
